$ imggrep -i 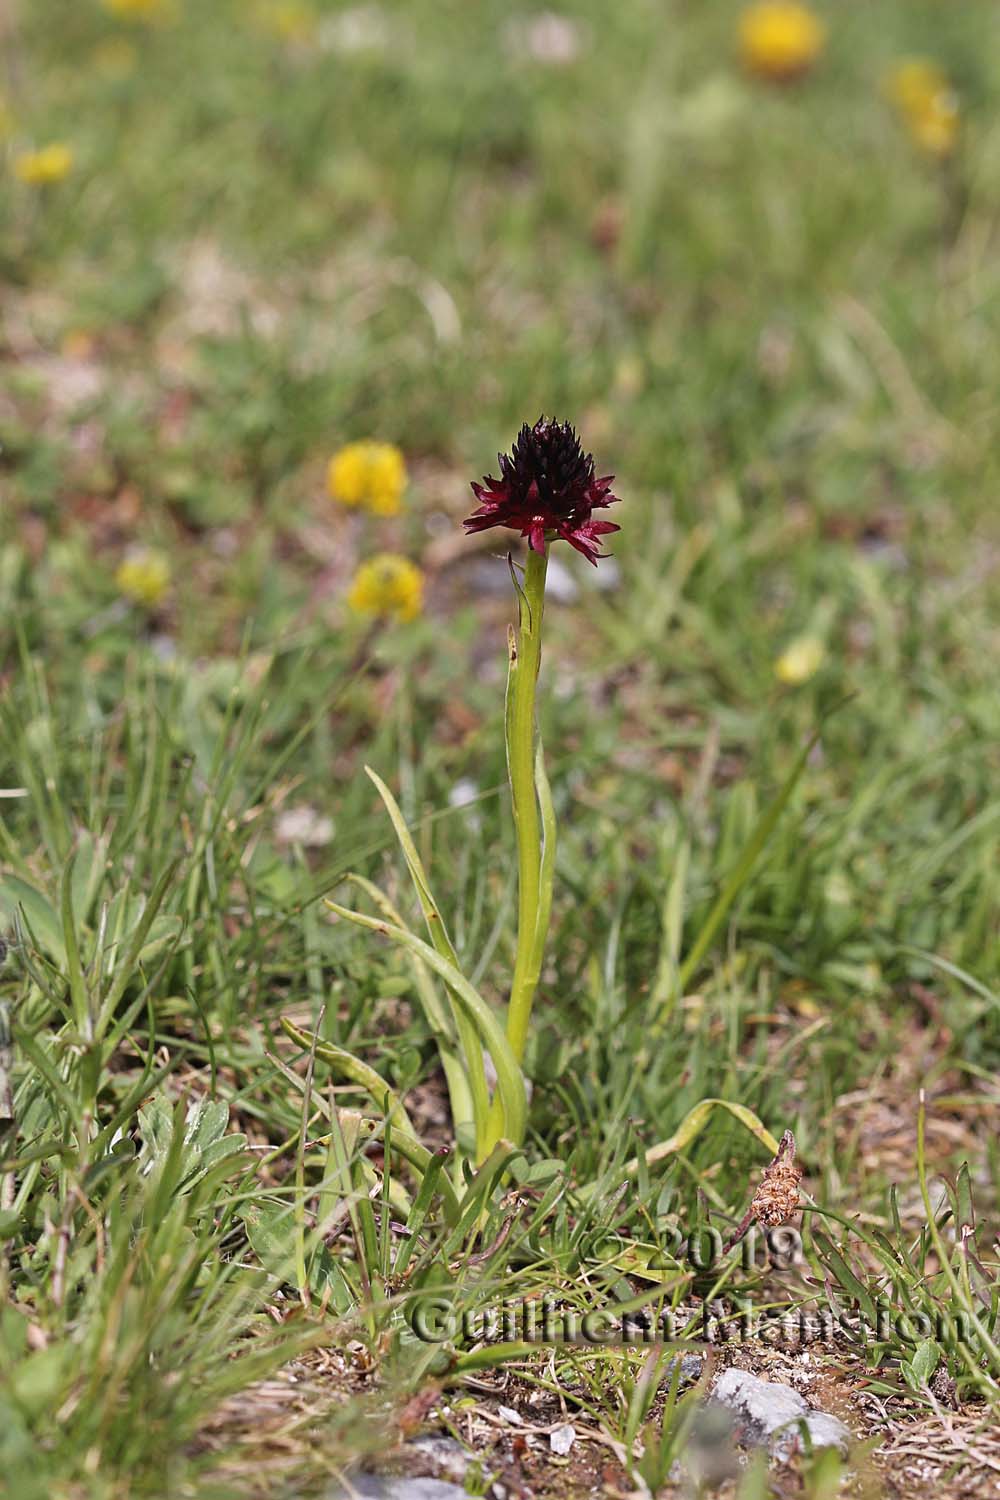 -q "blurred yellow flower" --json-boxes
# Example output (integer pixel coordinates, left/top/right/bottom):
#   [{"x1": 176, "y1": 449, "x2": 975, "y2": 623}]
[
  {"x1": 92, "y1": 38, "x2": 139, "y2": 77},
  {"x1": 347, "y1": 554, "x2": 424, "y2": 623},
  {"x1": 116, "y1": 550, "x2": 171, "y2": 609},
  {"x1": 775, "y1": 635, "x2": 824, "y2": 685},
  {"x1": 102, "y1": 0, "x2": 171, "y2": 18},
  {"x1": 739, "y1": 2, "x2": 826, "y2": 83},
  {"x1": 886, "y1": 59, "x2": 959, "y2": 159},
  {"x1": 328, "y1": 441, "x2": 407, "y2": 517},
  {"x1": 256, "y1": 1, "x2": 319, "y2": 43},
  {"x1": 13, "y1": 144, "x2": 74, "y2": 185},
  {"x1": 614, "y1": 355, "x2": 645, "y2": 399}
]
